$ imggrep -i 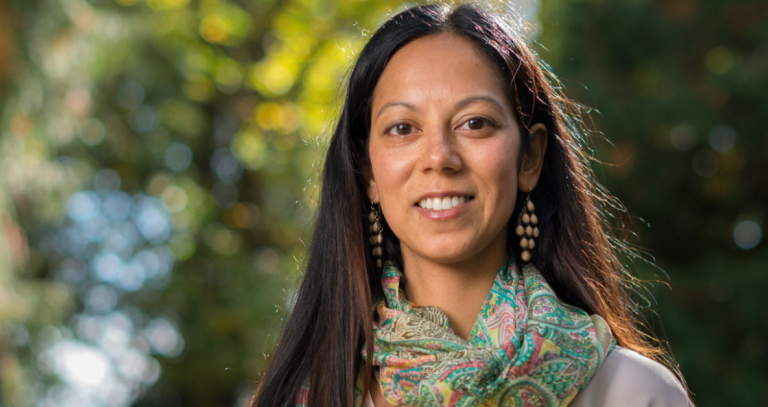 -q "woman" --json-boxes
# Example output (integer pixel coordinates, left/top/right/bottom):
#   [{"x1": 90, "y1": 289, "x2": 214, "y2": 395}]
[{"x1": 253, "y1": 3, "x2": 692, "y2": 406}]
